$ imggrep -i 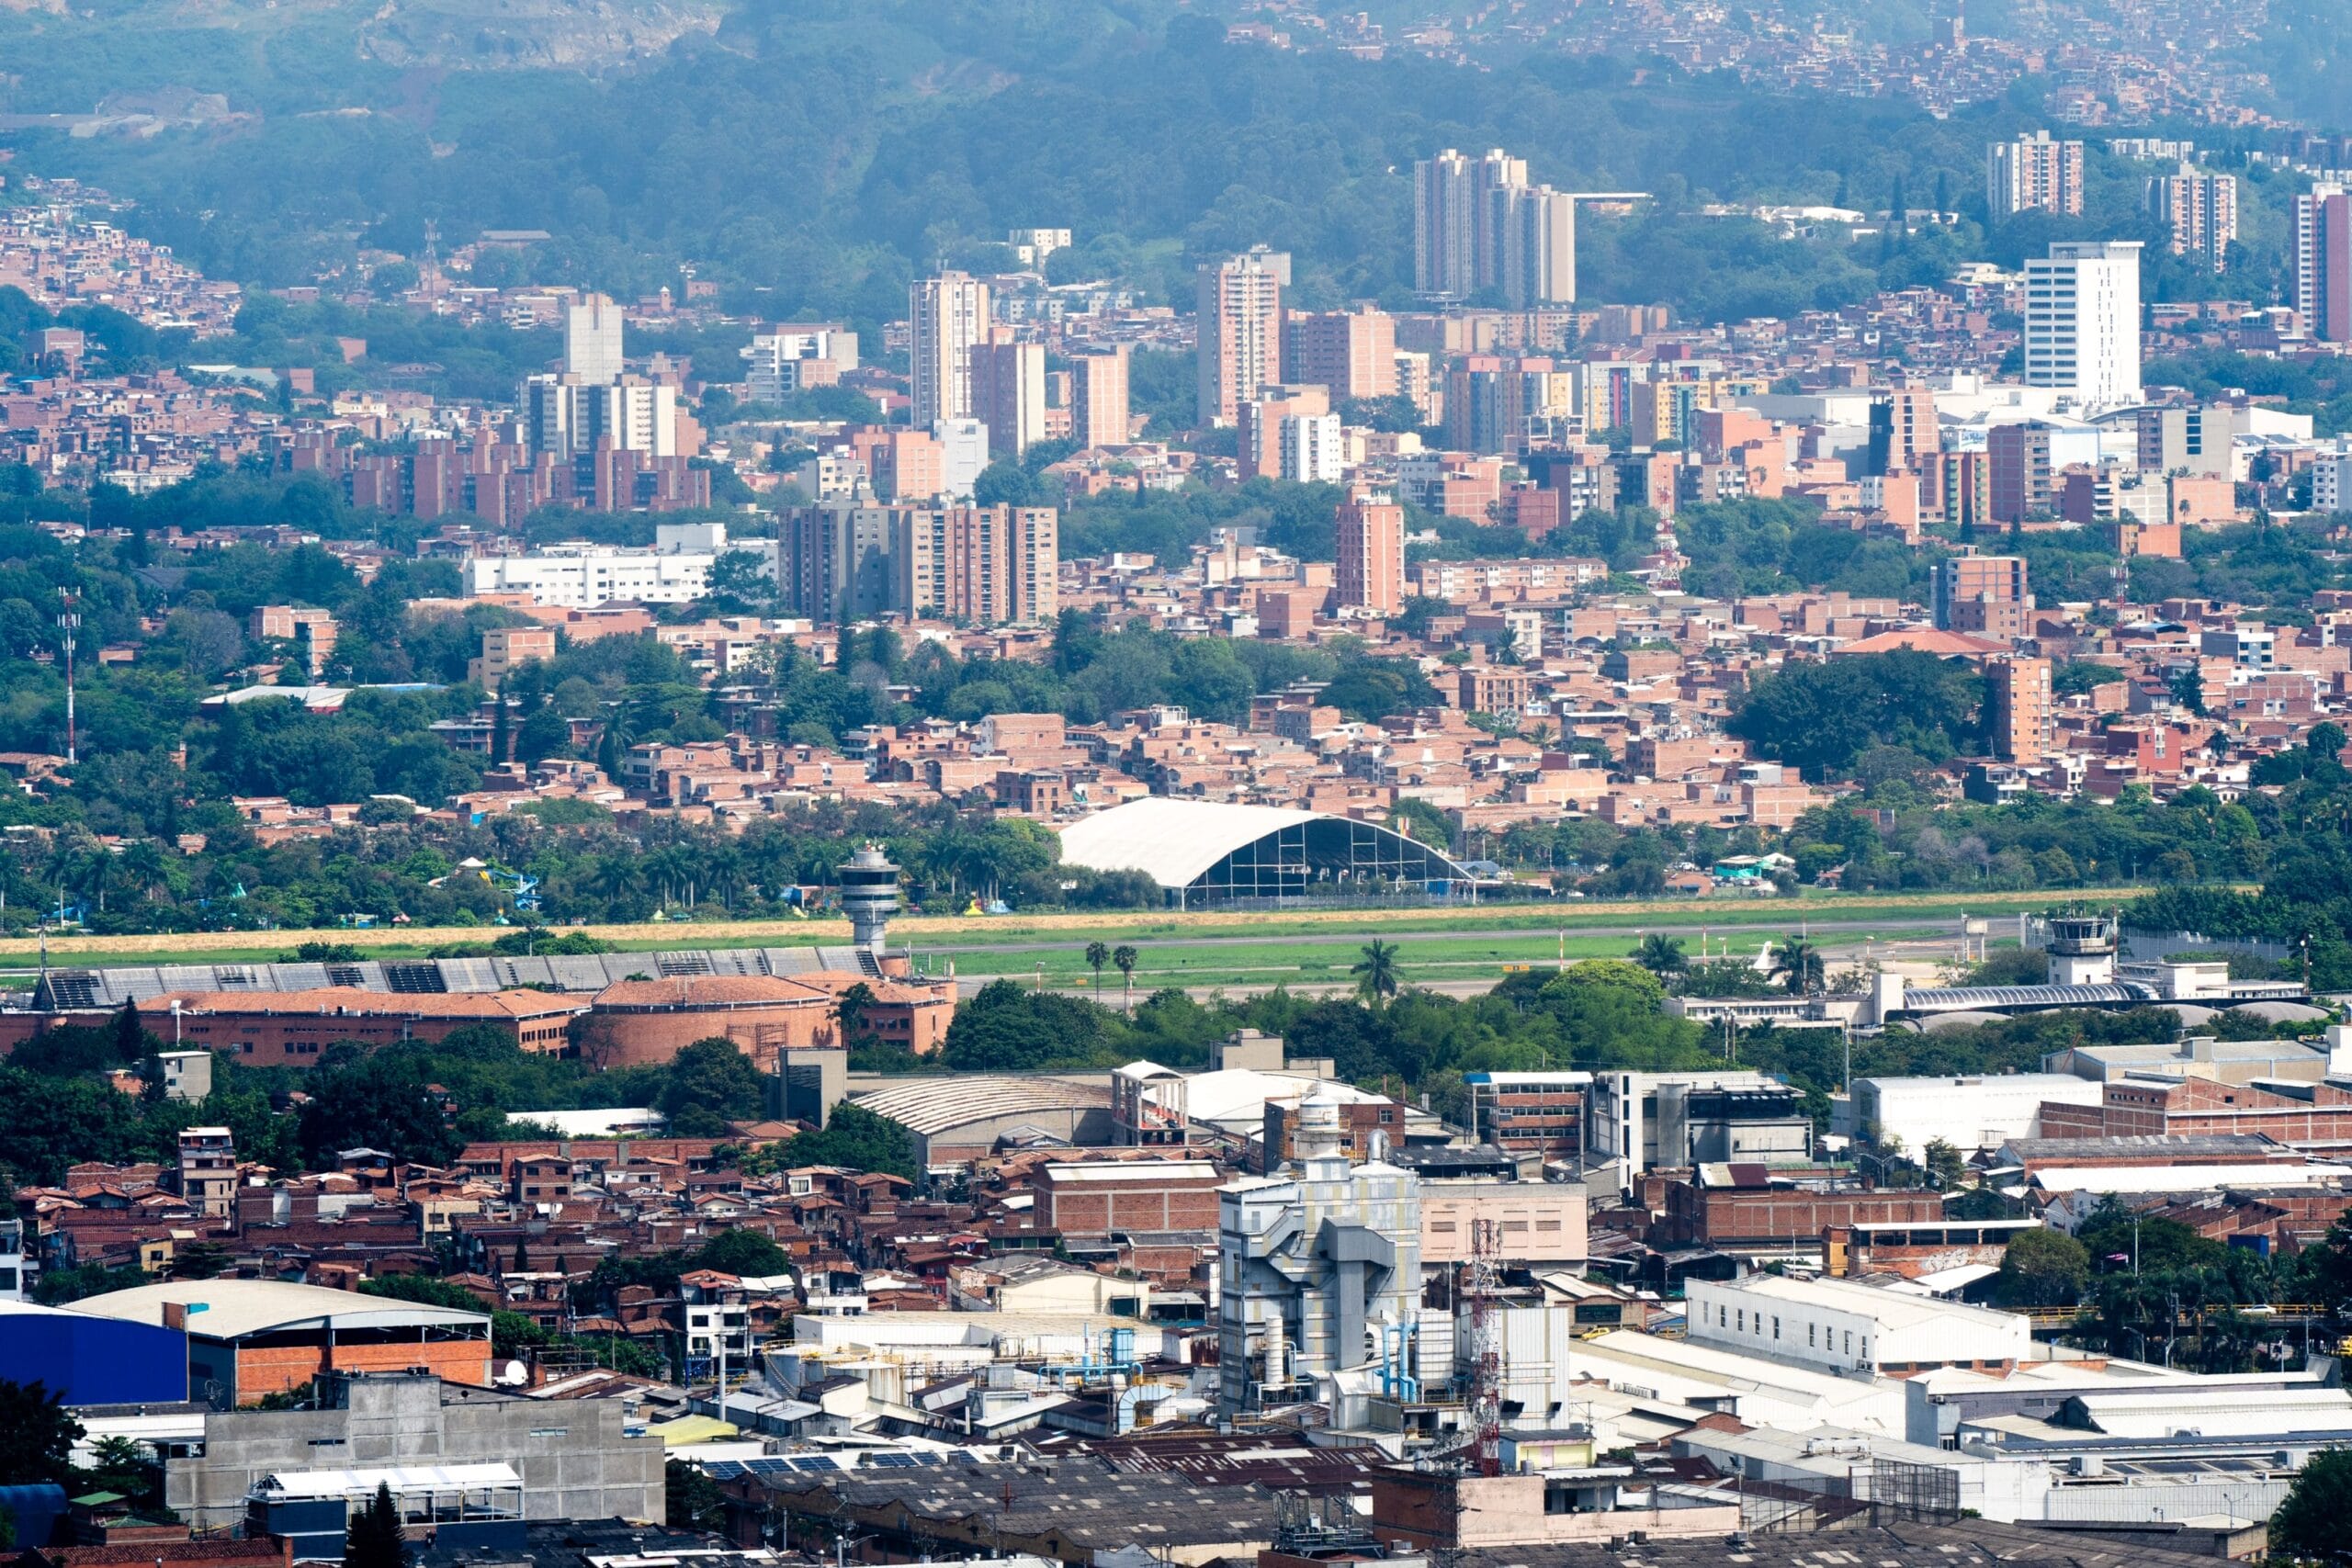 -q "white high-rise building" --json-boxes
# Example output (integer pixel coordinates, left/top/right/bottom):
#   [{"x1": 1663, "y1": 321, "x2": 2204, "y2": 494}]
[
  {"x1": 1414, "y1": 147, "x2": 1529, "y2": 299},
  {"x1": 520, "y1": 375, "x2": 677, "y2": 459},
  {"x1": 910, "y1": 272, "x2": 991, "y2": 429},
  {"x1": 2023, "y1": 241, "x2": 2143, "y2": 408},
  {"x1": 741, "y1": 325, "x2": 859, "y2": 404},
  {"x1": 563, "y1": 293, "x2": 626, "y2": 385},
  {"x1": 933, "y1": 417, "x2": 989, "y2": 502},
  {"x1": 1278, "y1": 412, "x2": 1344, "y2": 484}
]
